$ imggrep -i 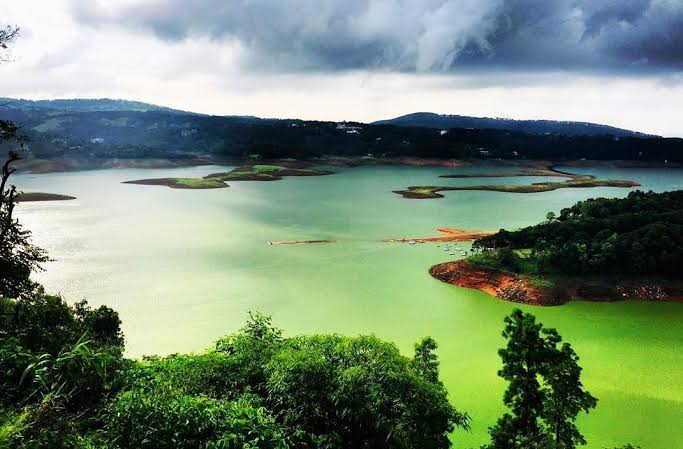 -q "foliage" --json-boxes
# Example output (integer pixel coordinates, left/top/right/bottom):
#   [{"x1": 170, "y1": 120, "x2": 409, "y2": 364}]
[
  {"x1": 474, "y1": 190, "x2": 683, "y2": 277},
  {"x1": 0, "y1": 149, "x2": 49, "y2": 298},
  {"x1": 265, "y1": 334, "x2": 468, "y2": 449},
  {"x1": 105, "y1": 391, "x2": 287, "y2": 449},
  {"x1": 485, "y1": 310, "x2": 596, "y2": 449},
  {"x1": 0, "y1": 292, "x2": 125, "y2": 449},
  {"x1": 0, "y1": 291, "x2": 123, "y2": 356}
]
